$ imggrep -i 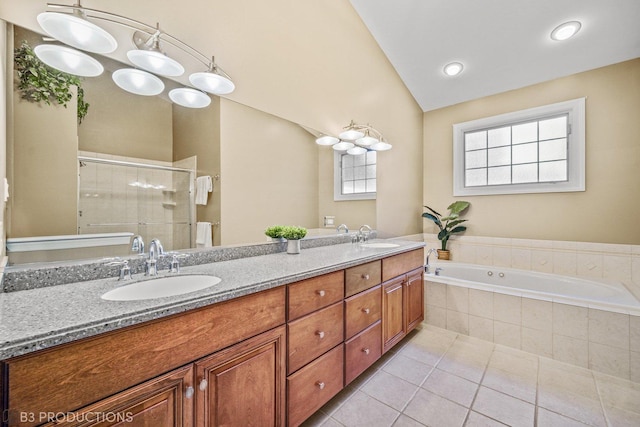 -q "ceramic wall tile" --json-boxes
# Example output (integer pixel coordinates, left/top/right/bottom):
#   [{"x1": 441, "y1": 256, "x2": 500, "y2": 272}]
[
  {"x1": 589, "y1": 342, "x2": 630, "y2": 380},
  {"x1": 603, "y1": 255, "x2": 632, "y2": 282},
  {"x1": 469, "y1": 315, "x2": 494, "y2": 342},
  {"x1": 492, "y1": 246, "x2": 512, "y2": 268},
  {"x1": 426, "y1": 305, "x2": 447, "y2": 329},
  {"x1": 631, "y1": 315, "x2": 640, "y2": 353},
  {"x1": 426, "y1": 281, "x2": 447, "y2": 309},
  {"x1": 446, "y1": 310, "x2": 469, "y2": 335},
  {"x1": 493, "y1": 294, "x2": 521, "y2": 325},
  {"x1": 577, "y1": 252, "x2": 604, "y2": 278},
  {"x1": 493, "y1": 321, "x2": 521, "y2": 349},
  {"x1": 553, "y1": 334, "x2": 589, "y2": 368},
  {"x1": 531, "y1": 250, "x2": 553, "y2": 273},
  {"x1": 447, "y1": 285, "x2": 469, "y2": 313},
  {"x1": 553, "y1": 251, "x2": 578, "y2": 276},
  {"x1": 475, "y1": 245, "x2": 493, "y2": 266},
  {"x1": 510, "y1": 248, "x2": 532, "y2": 270},
  {"x1": 631, "y1": 351, "x2": 640, "y2": 383},
  {"x1": 522, "y1": 298, "x2": 553, "y2": 332},
  {"x1": 521, "y1": 327, "x2": 553, "y2": 358},
  {"x1": 553, "y1": 303, "x2": 588, "y2": 340},
  {"x1": 468, "y1": 289, "x2": 494, "y2": 318},
  {"x1": 588, "y1": 309, "x2": 630, "y2": 350}
]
